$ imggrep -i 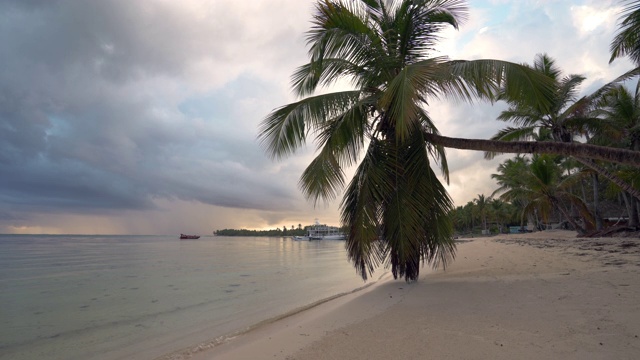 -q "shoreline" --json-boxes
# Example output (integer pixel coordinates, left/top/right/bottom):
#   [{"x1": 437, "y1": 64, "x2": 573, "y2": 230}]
[
  {"x1": 155, "y1": 272, "x2": 394, "y2": 360},
  {"x1": 162, "y1": 230, "x2": 640, "y2": 359}
]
